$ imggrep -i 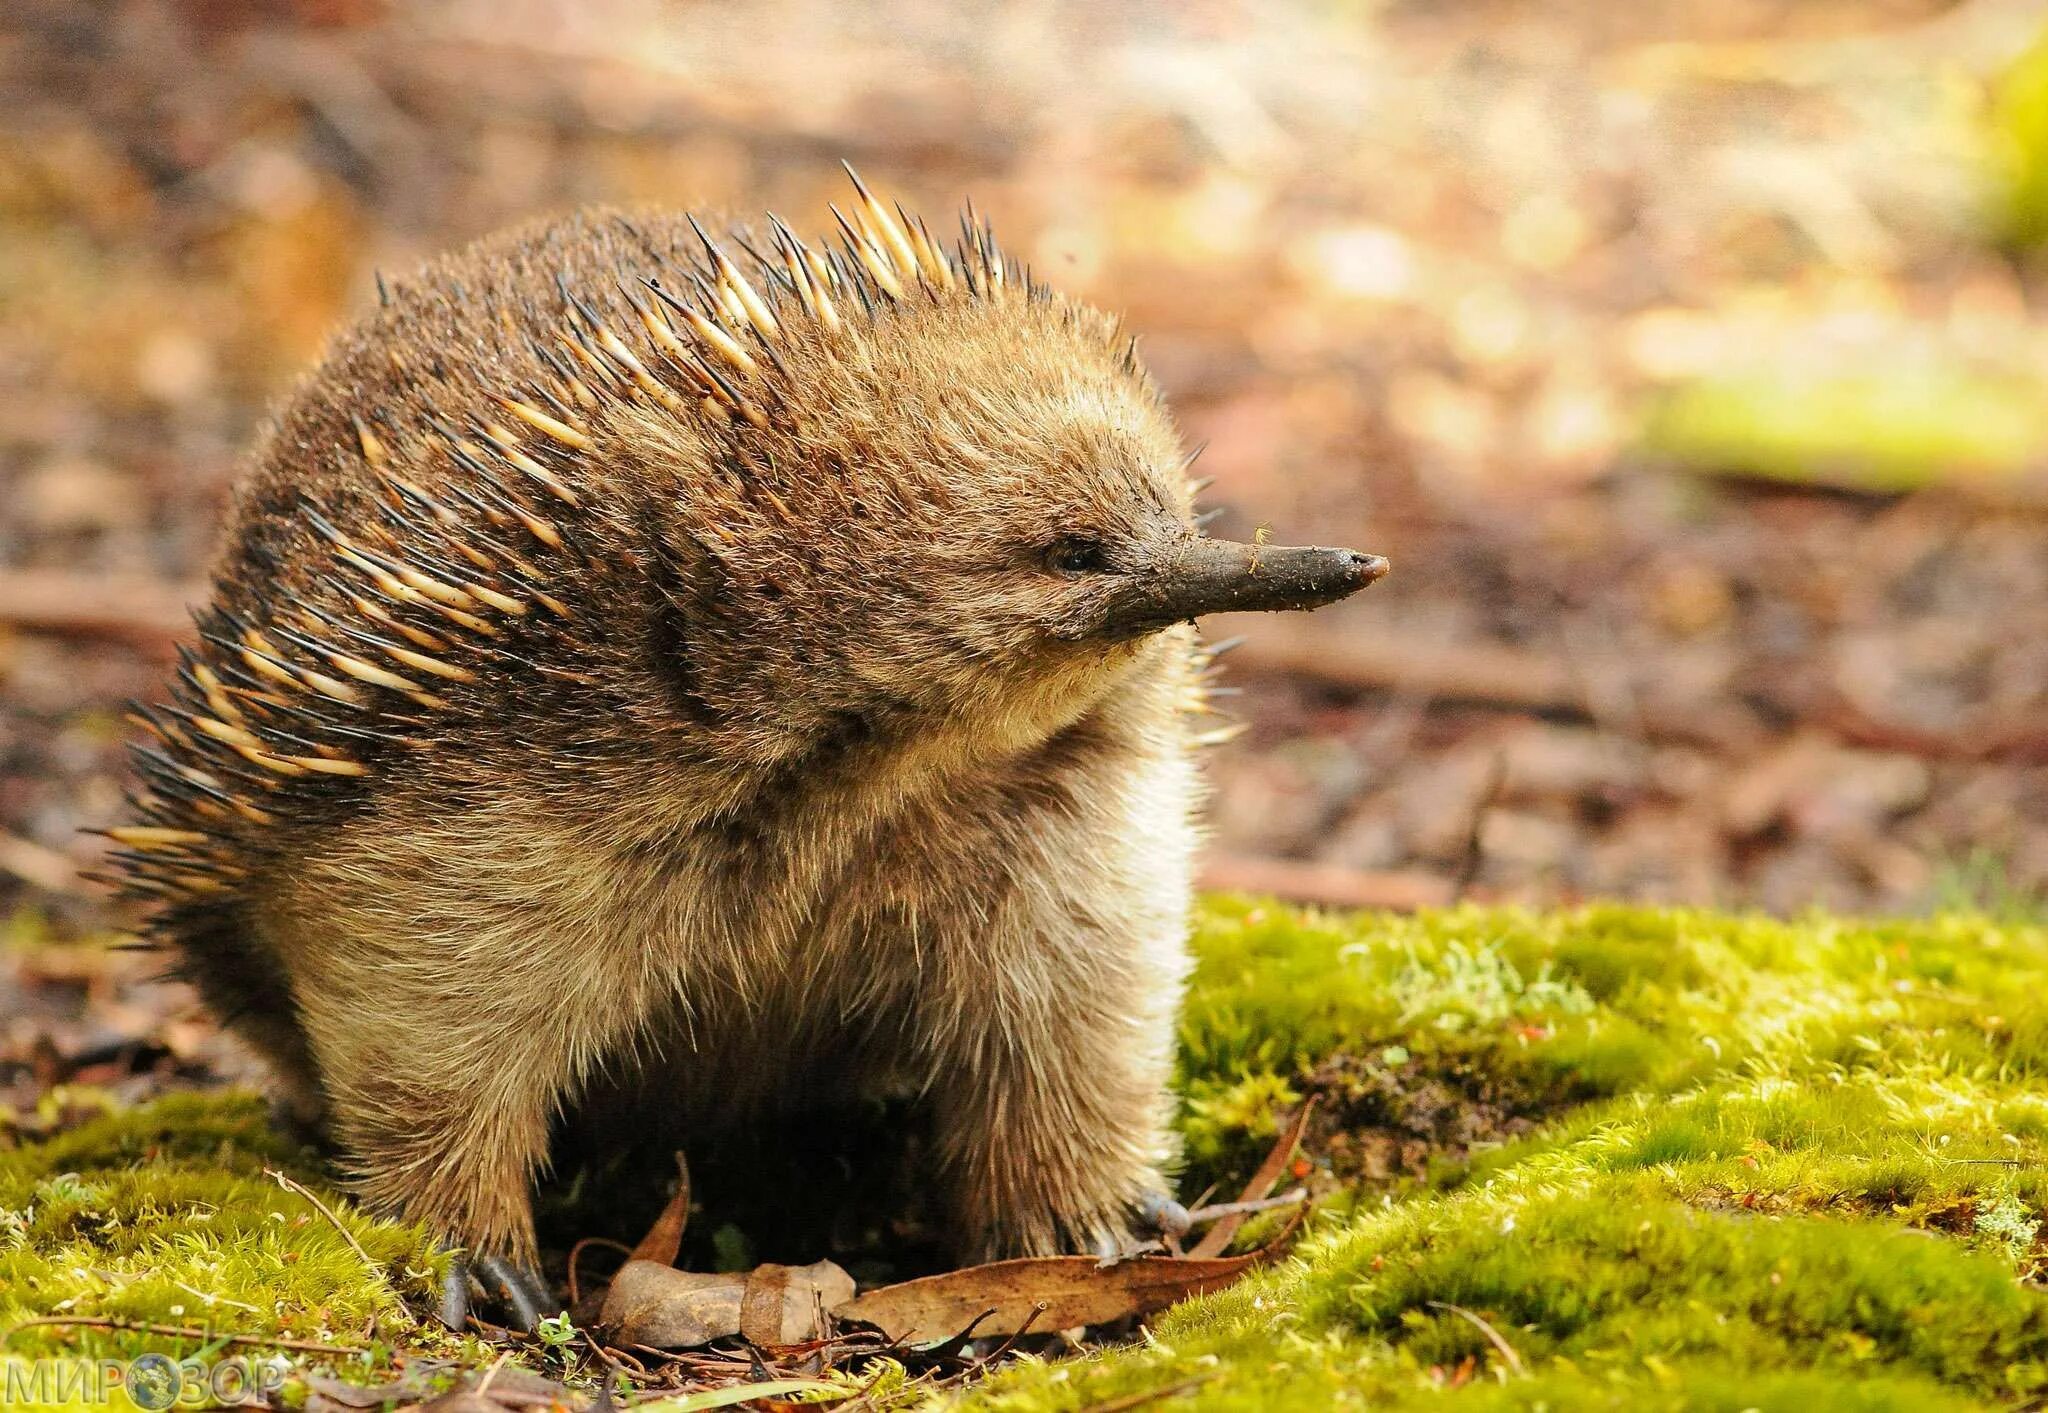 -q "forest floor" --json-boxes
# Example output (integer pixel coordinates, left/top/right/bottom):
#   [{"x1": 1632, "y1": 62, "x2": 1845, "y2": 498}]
[{"x1": 8, "y1": 897, "x2": 2048, "y2": 1411}]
